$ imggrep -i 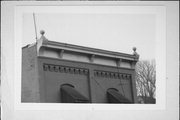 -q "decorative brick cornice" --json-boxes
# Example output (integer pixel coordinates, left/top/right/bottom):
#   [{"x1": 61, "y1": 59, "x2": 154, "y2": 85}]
[
  {"x1": 94, "y1": 70, "x2": 131, "y2": 80},
  {"x1": 43, "y1": 64, "x2": 88, "y2": 75}
]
